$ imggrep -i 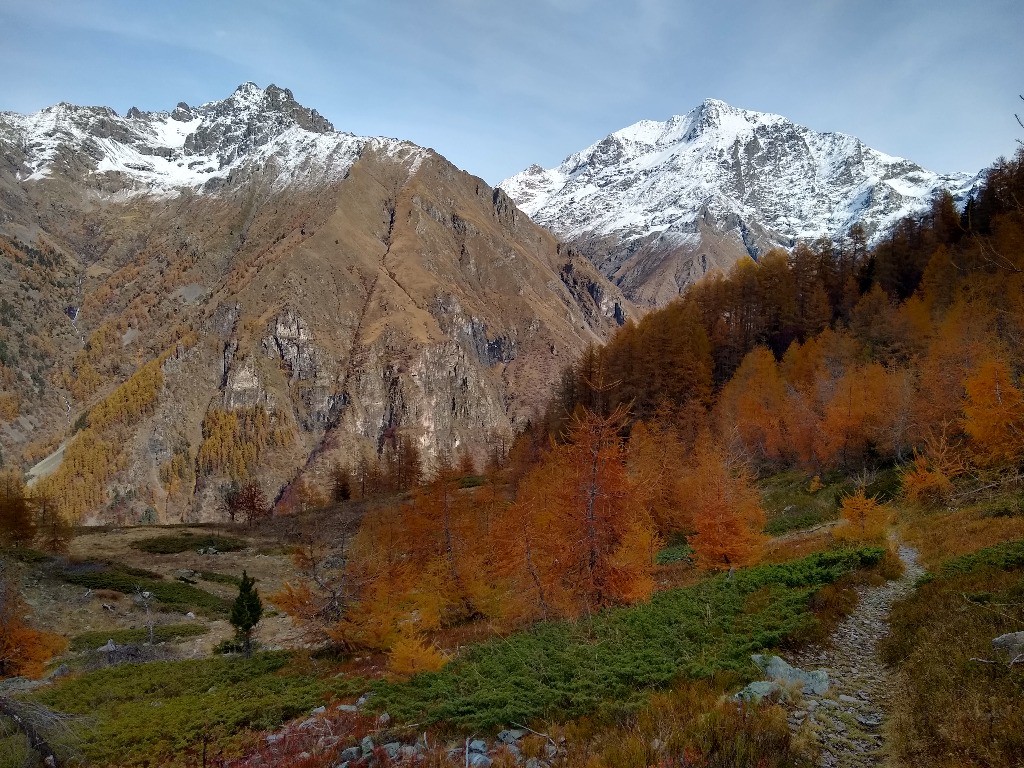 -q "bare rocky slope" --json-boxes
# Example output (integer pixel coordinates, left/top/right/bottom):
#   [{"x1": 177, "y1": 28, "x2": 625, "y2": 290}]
[
  {"x1": 501, "y1": 99, "x2": 979, "y2": 306},
  {"x1": 0, "y1": 84, "x2": 628, "y2": 523}
]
